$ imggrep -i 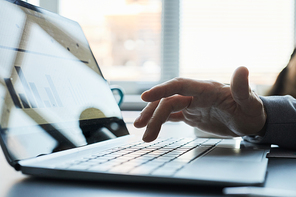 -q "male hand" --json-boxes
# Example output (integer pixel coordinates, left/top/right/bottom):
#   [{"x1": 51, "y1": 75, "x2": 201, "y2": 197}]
[{"x1": 134, "y1": 67, "x2": 267, "y2": 142}]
